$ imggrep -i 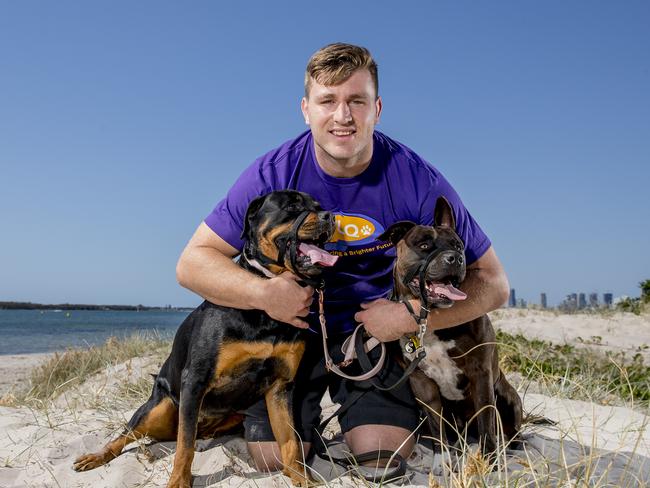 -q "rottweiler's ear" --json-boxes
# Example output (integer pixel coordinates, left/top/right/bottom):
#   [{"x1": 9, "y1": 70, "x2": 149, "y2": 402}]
[
  {"x1": 240, "y1": 195, "x2": 266, "y2": 240},
  {"x1": 433, "y1": 197, "x2": 456, "y2": 229},
  {"x1": 378, "y1": 221, "x2": 416, "y2": 245}
]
